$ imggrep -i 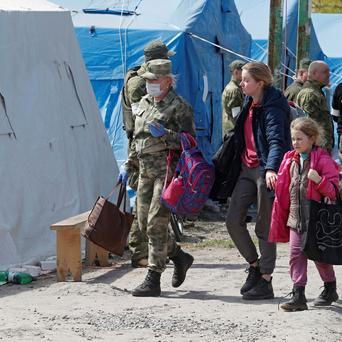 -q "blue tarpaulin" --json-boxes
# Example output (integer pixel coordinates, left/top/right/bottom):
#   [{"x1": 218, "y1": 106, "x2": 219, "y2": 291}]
[{"x1": 72, "y1": 0, "x2": 251, "y2": 166}]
